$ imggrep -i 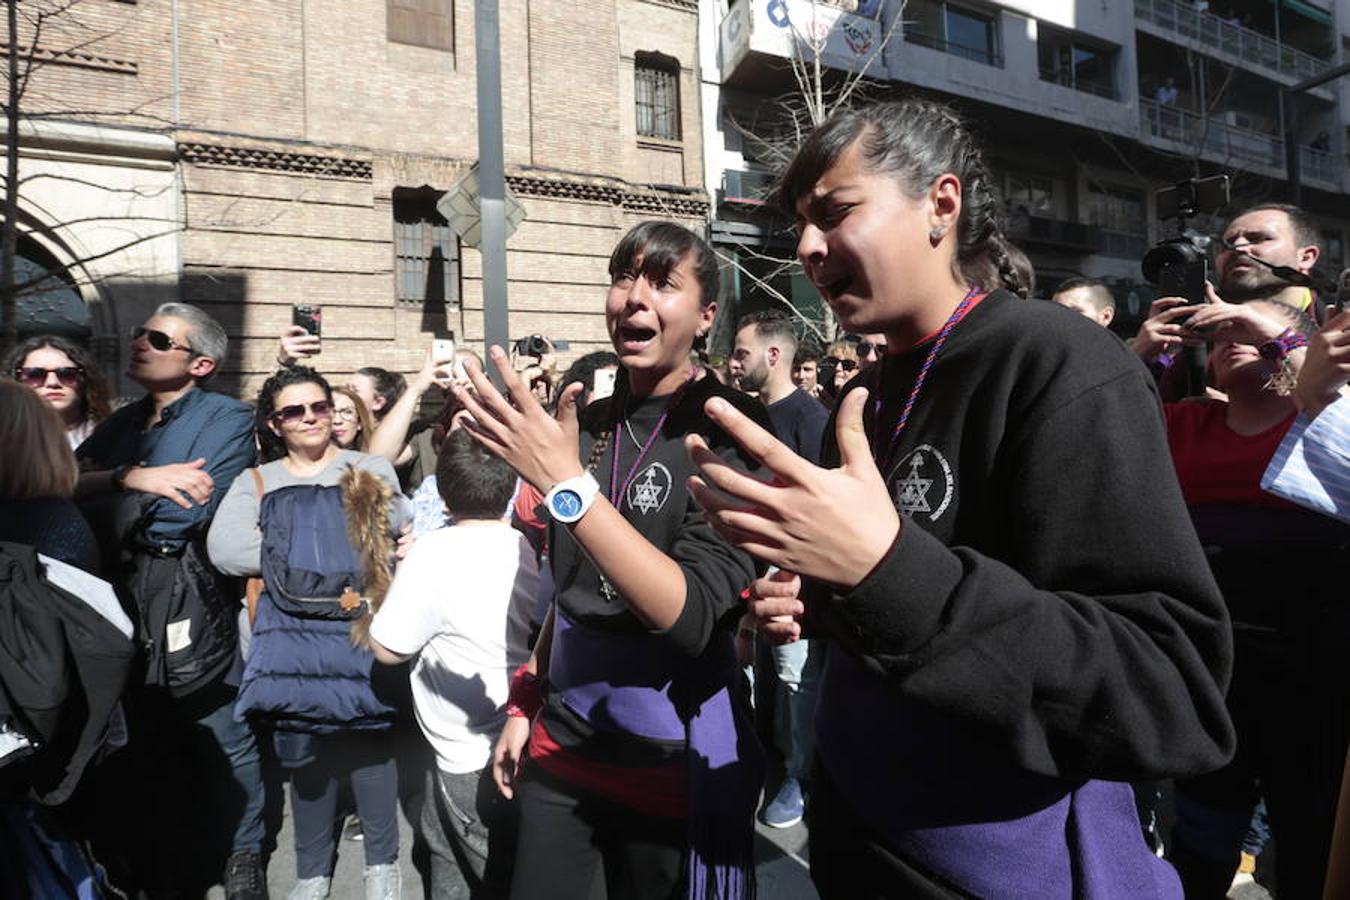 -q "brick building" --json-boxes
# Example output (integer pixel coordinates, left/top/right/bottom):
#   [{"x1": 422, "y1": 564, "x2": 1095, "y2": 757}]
[{"x1": 9, "y1": 0, "x2": 707, "y2": 395}]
